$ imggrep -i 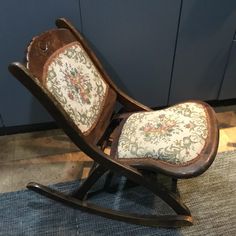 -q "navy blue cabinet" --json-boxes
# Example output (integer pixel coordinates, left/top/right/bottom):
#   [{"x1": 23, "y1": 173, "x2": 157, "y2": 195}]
[
  {"x1": 169, "y1": 0, "x2": 236, "y2": 104},
  {"x1": 1, "y1": 0, "x2": 236, "y2": 128},
  {"x1": 219, "y1": 39, "x2": 236, "y2": 100},
  {"x1": 0, "y1": 0, "x2": 81, "y2": 127},
  {"x1": 80, "y1": 0, "x2": 181, "y2": 107}
]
